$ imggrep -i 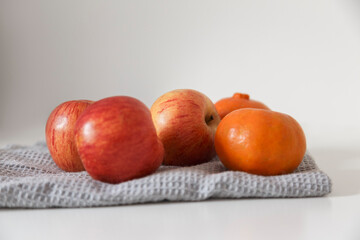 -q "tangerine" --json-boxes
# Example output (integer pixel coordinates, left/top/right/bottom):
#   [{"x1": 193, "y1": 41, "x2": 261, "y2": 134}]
[
  {"x1": 215, "y1": 93, "x2": 269, "y2": 119},
  {"x1": 215, "y1": 108, "x2": 306, "y2": 176}
]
